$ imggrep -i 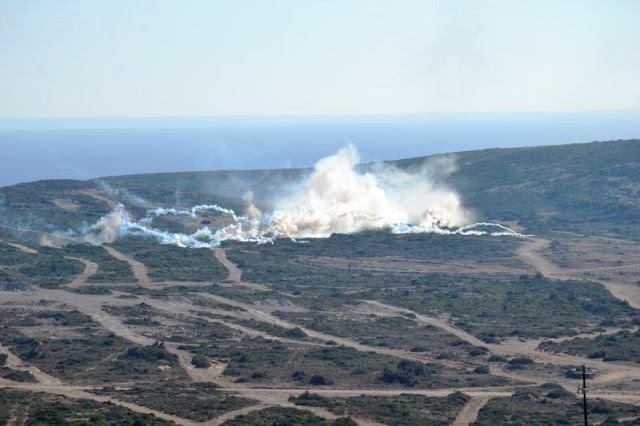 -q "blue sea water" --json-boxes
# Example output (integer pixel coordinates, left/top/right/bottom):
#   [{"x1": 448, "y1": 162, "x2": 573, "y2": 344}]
[{"x1": 0, "y1": 111, "x2": 638, "y2": 187}]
